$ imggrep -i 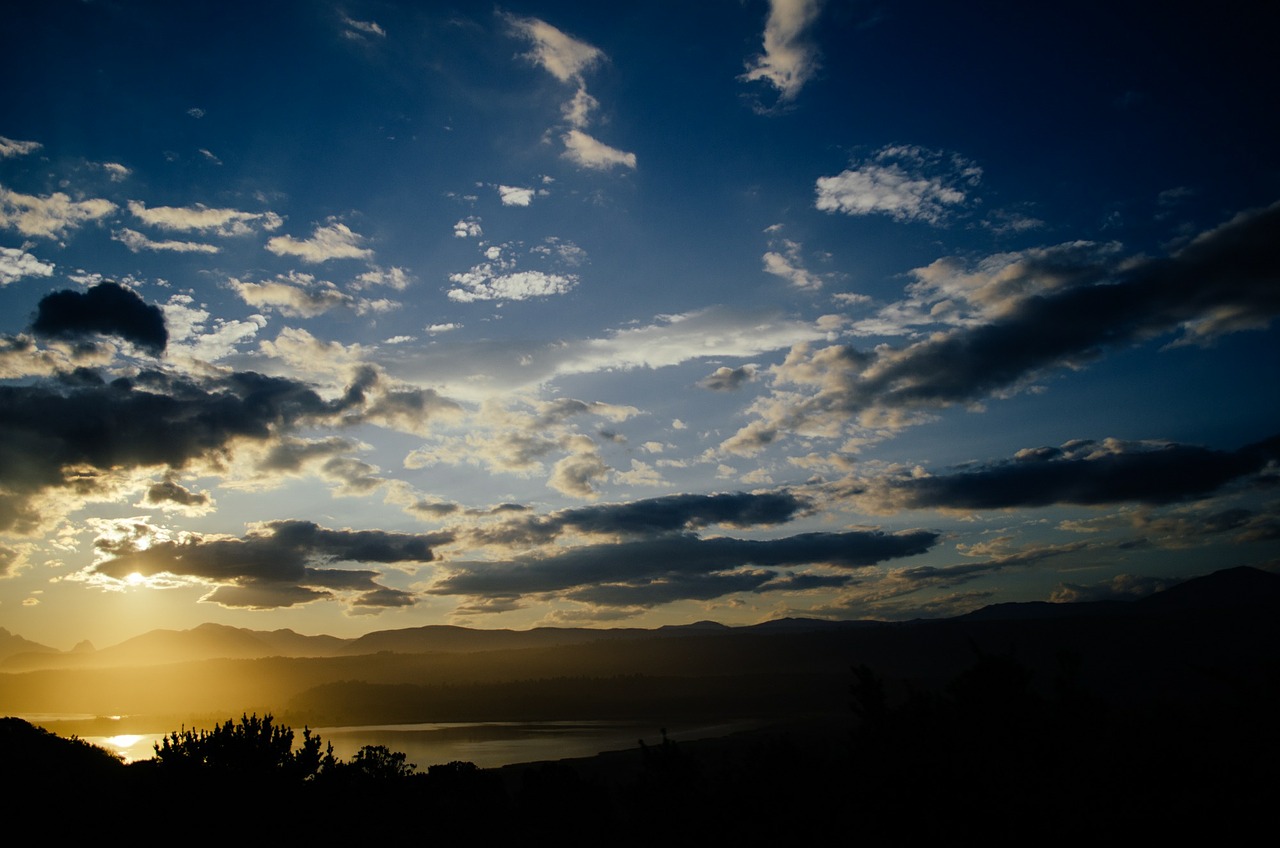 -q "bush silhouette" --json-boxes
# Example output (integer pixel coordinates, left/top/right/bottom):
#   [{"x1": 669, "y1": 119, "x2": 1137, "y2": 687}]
[{"x1": 153, "y1": 712, "x2": 331, "y2": 780}]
